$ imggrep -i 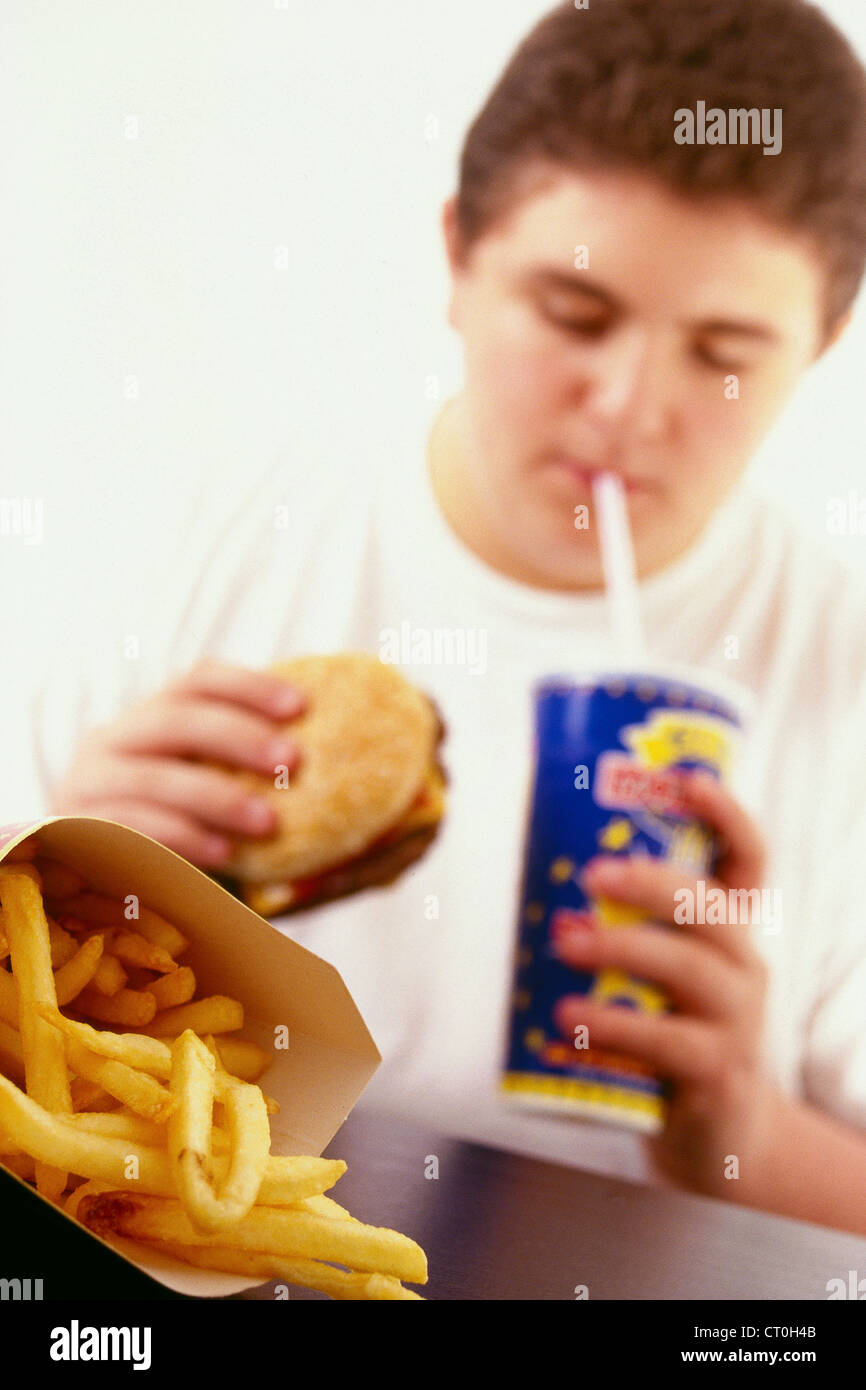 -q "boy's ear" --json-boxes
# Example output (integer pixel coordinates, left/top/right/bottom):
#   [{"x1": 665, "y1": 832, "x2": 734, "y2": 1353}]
[
  {"x1": 442, "y1": 195, "x2": 462, "y2": 274},
  {"x1": 442, "y1": 196, "x2": 466, "y2": 331},
  {"x1": 818, "y1": 309, "x2": 853, "y2": 358}
]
